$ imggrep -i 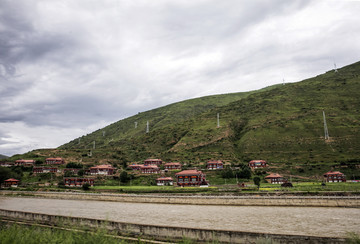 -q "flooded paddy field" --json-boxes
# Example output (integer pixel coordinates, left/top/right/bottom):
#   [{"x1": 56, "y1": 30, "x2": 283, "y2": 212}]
[{"x1": 0, "y1": 197, "x2": 359, "y2": 238}]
